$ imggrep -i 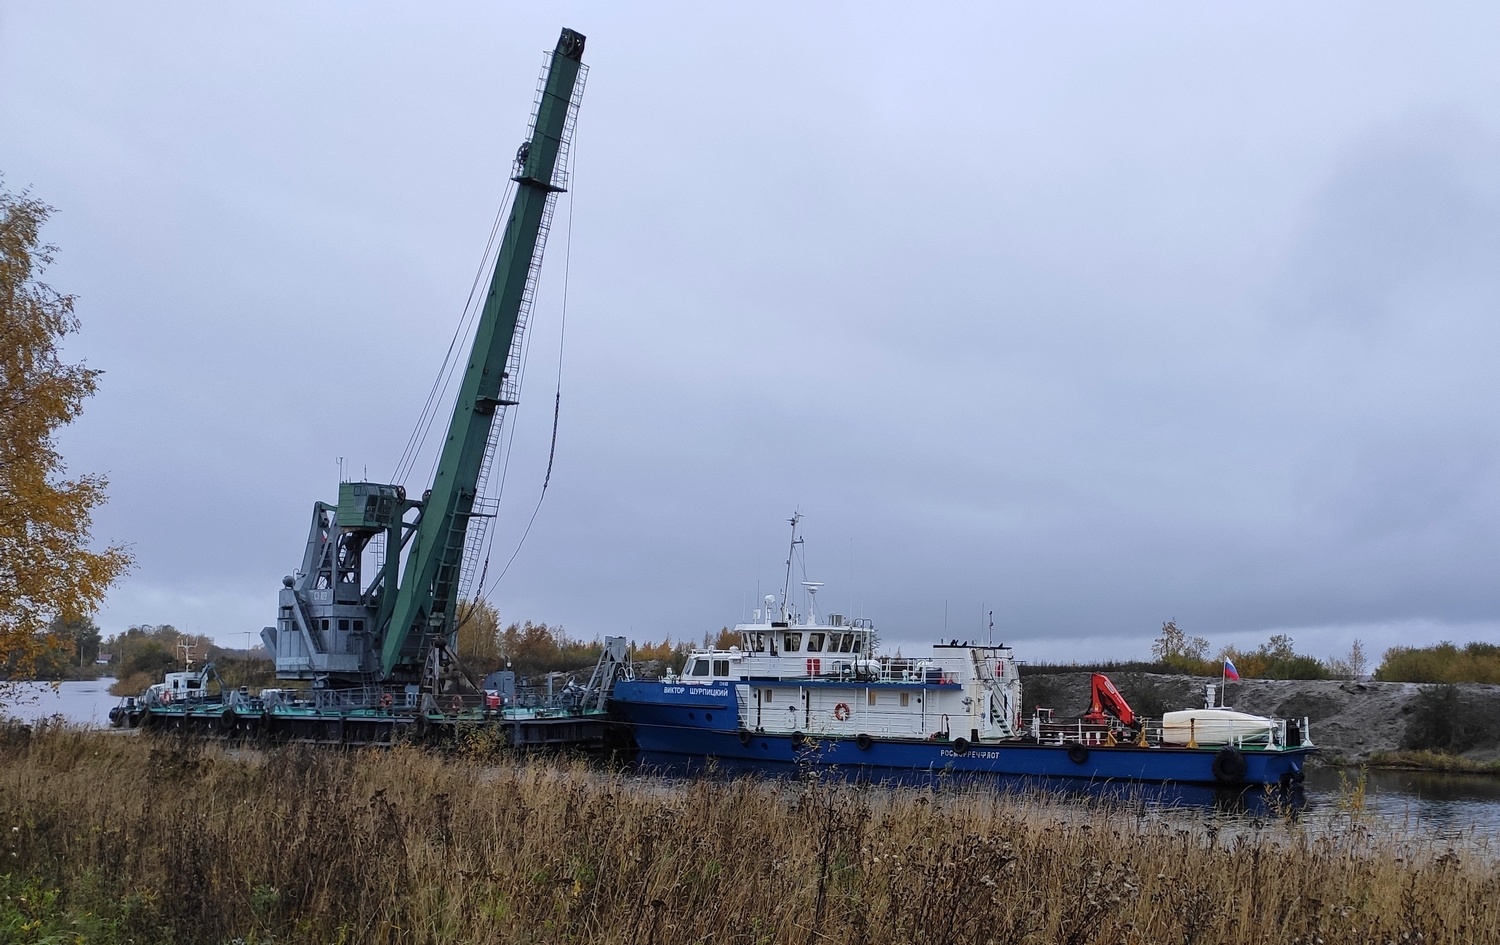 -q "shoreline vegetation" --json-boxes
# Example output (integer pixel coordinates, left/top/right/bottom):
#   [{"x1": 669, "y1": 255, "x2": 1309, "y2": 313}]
[
  {"x1": 1360, "y1": 750, "x2": 1500, "y2": 775},
  {"x1": 1, "y1": 727, "x2": 1495, "y2": 945}
]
